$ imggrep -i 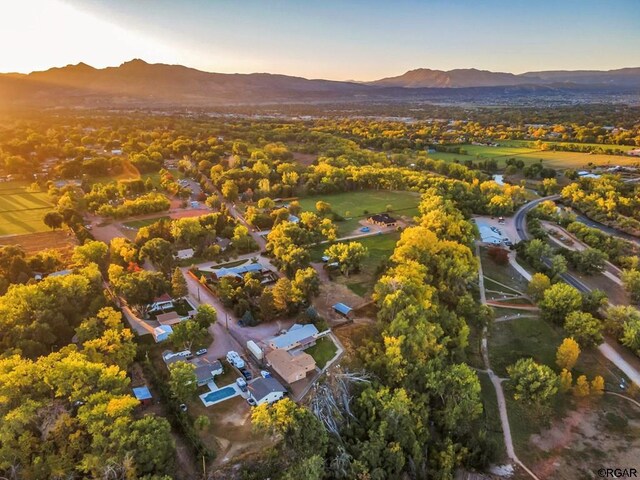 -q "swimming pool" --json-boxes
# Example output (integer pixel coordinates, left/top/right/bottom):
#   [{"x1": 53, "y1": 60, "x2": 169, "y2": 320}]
[{"x1": 203, "y1": 386, "x2": 236, "y2": 404}]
